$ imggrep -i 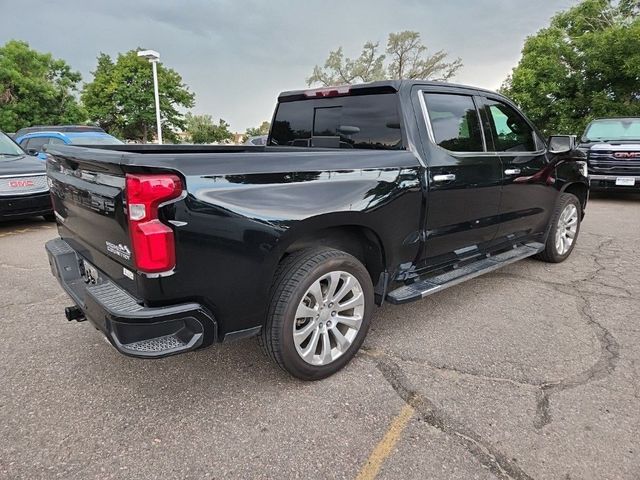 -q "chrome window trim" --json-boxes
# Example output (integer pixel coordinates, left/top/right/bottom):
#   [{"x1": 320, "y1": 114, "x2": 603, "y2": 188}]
[{"x1": 417, "y1": 89, "x2": 546, "y2": 157}]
